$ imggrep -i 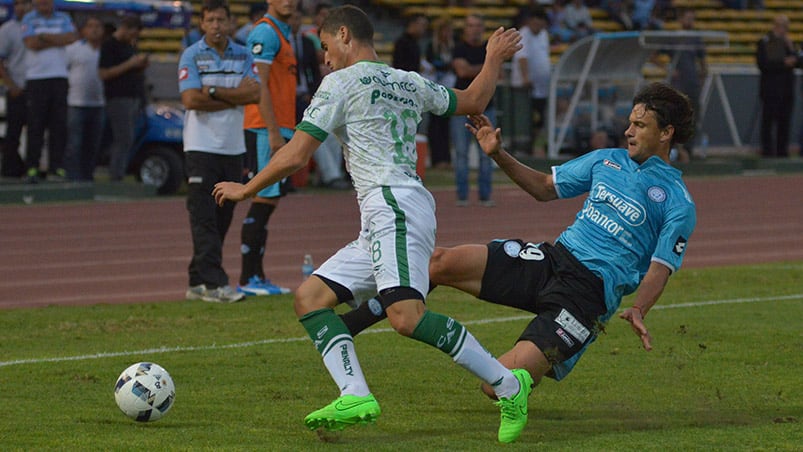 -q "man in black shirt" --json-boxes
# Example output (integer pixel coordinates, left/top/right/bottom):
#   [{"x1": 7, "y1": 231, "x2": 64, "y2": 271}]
[
  {"x1": 756, "y1": 14, "x2": 799, "y2": 158},
  {"x1": 451, "y1": 13, "x2": 495, "y2": 206},
  {"x1": 392, "y1": 13, "x2": 428, "y2": 73},
  {"x1": 99, "y1": 14, "x2": 148, "y2": 181}
]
